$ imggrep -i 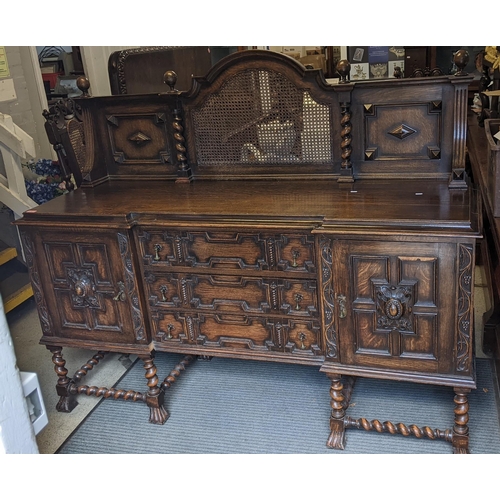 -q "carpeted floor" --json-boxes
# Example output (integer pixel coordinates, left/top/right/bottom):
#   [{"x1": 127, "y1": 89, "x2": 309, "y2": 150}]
[{"x1": 57, "y1": 353, "x2": 500, "y2": 454}]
